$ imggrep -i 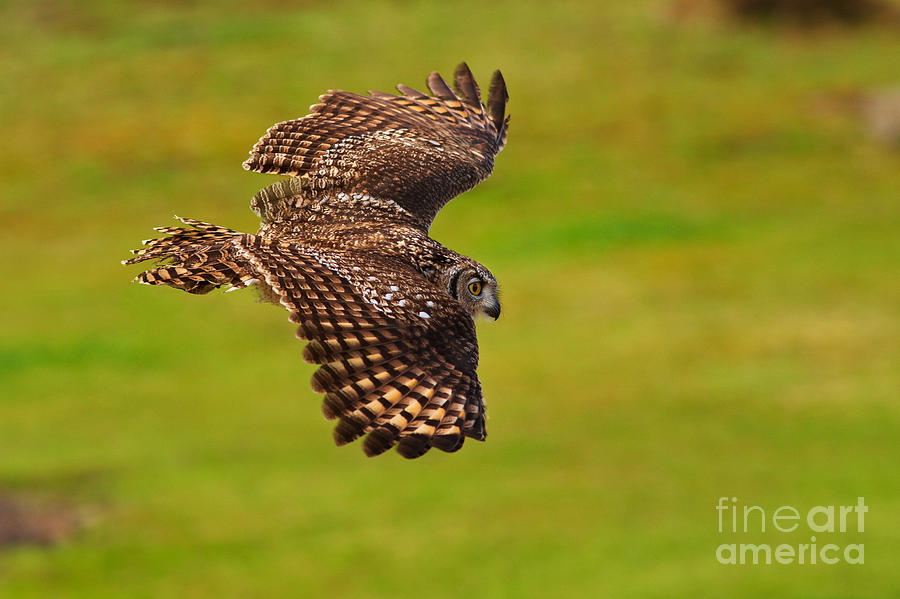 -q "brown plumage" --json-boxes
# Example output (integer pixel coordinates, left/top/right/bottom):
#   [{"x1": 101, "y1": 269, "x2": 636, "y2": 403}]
[{"x1": 123, "y1": 63, "x2": 509, "y2": 458}]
